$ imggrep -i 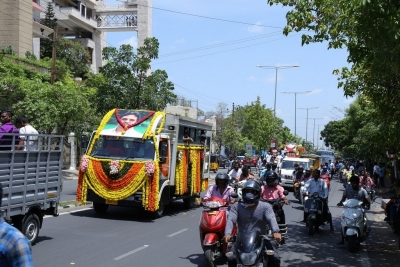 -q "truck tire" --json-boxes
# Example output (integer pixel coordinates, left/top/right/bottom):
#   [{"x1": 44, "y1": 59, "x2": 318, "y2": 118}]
[
  {"x1": 151, "y1": 199, "x2": 165, "y2": 219},
  {"x1": 93, "y1": 202, "x2": 109, "y2": 214},
  {"x1": 22, "y1": 213, "x2": 40, "y2": 245}
]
